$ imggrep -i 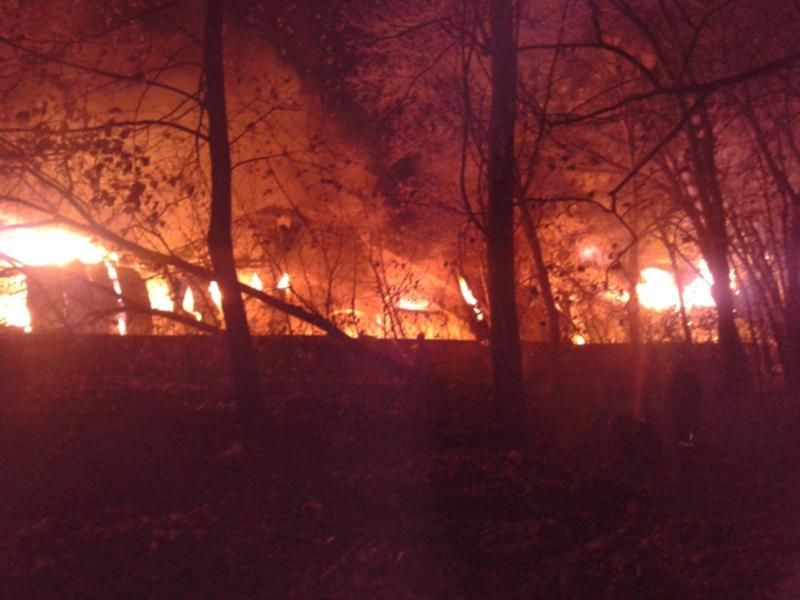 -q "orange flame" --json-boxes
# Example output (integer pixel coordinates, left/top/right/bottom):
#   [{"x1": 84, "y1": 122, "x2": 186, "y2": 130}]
[
  {"x1": 0, "y1": 226, "x2": 106, "y2": 266},
  {"x1": 0, "y1": 225, "x2": 111, "y2": 332},
  {"x1": 250, "y1": 272, "x2": 263, "y2": 291}
]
